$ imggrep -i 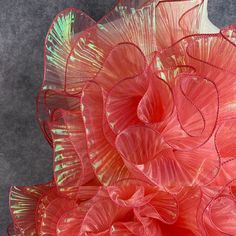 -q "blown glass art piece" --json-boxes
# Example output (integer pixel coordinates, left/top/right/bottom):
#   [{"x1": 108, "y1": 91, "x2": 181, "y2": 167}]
[{"x1": 8, "y1": 0, "x2": 236, "y2": 235}]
